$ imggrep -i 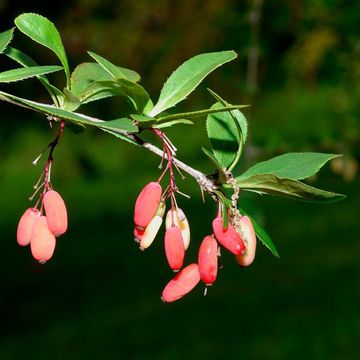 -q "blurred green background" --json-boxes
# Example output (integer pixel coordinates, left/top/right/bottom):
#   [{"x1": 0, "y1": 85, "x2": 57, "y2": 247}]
[{"x1": 0, "y1": 1, "x2": 359, "y2": 359}]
